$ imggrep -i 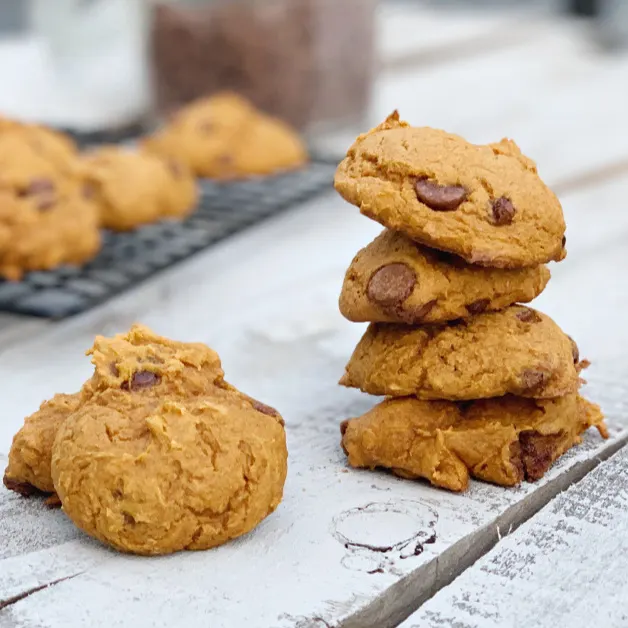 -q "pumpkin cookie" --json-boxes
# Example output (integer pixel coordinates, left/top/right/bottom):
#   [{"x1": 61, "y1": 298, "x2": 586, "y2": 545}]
[
  {"x1": 3, "y1": 393, "x2": 81, "y2": 496},
  {"x1": 339, "y1": 229, "x2": 550, "y2": 324},
  {"x1": 143, "y1": 92, "x2": 308, "y2": 179},
  {"x1": 80, "y1": 146, "x2": 197, "y2": 231},
  {"x1": 0, "y1": 184, "x2": 101, "y2": 281},
  {"x1": 0, "y1": 119, "x2": 78, "y2": 176},
  {"x1": 334, "y1": 111, "x2": 566, "y2": 269},
  {"x1": 340, "y1": 306, "x2": 583, "y2": 400},
  {"x1": 341, "y1": 394, "x2": 607, "y2": 492},
  {"x1": 50, "y1": 325, "x2": 287, "y2": 555}
]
